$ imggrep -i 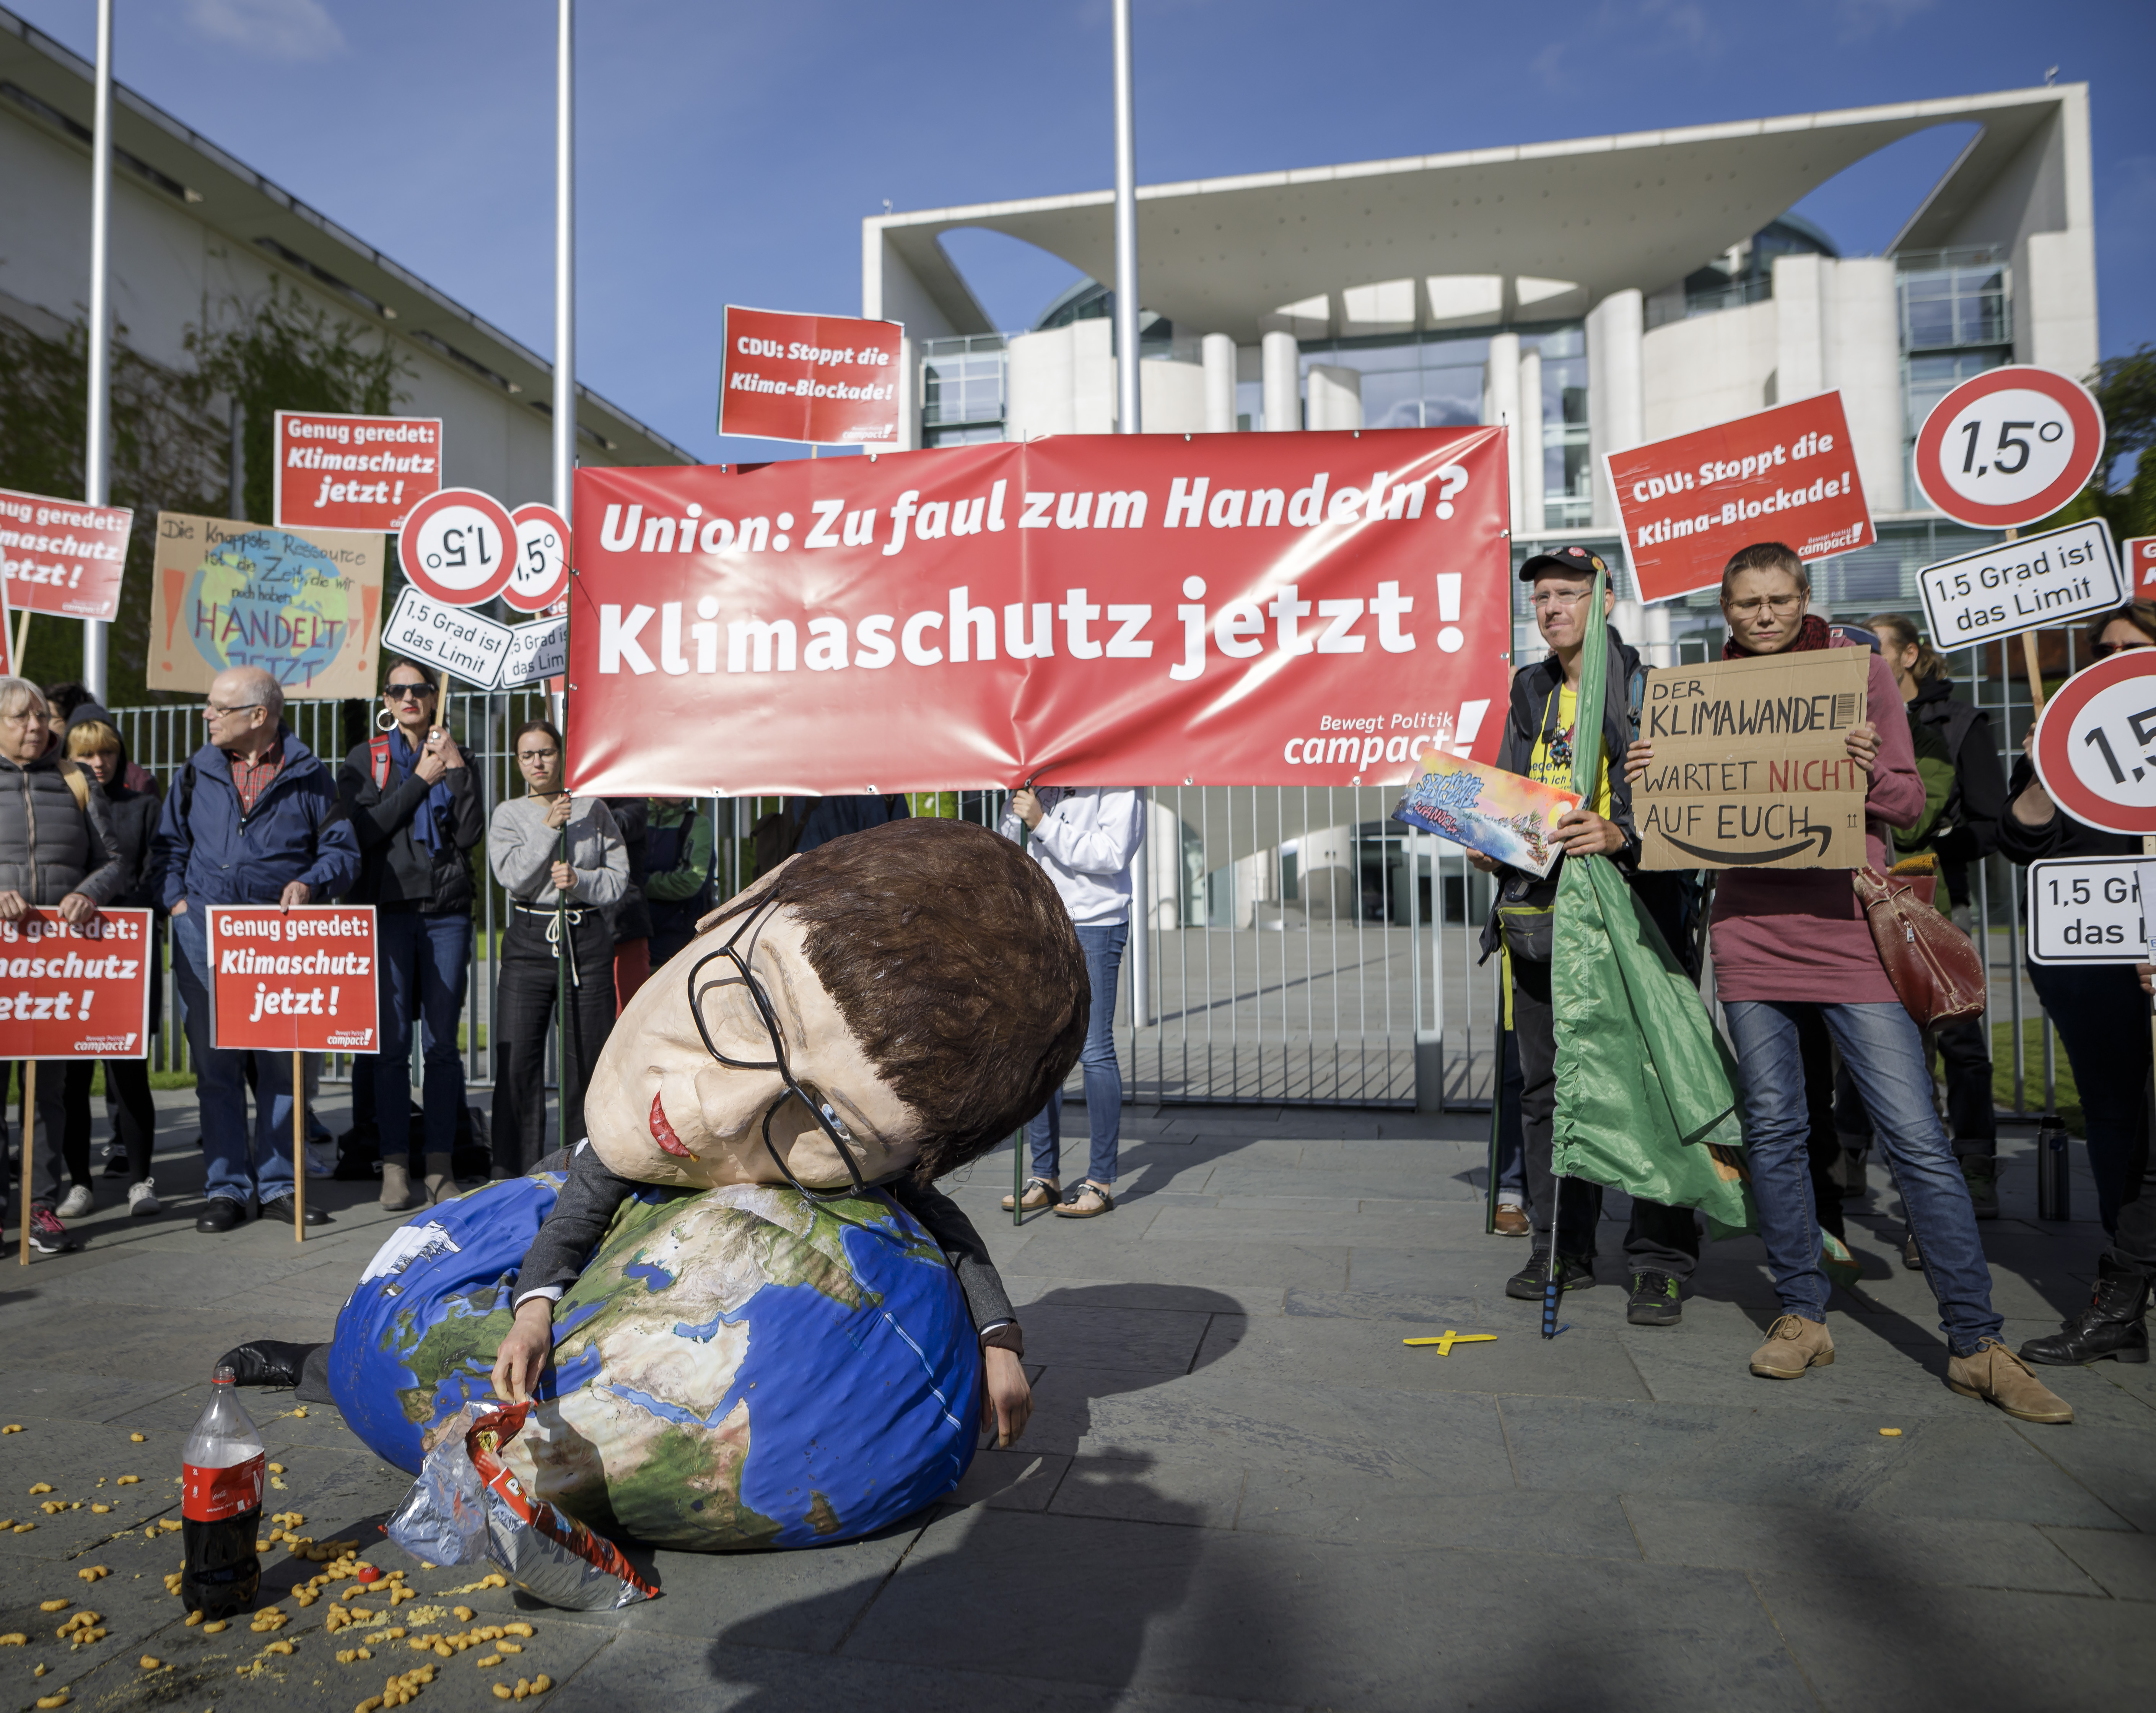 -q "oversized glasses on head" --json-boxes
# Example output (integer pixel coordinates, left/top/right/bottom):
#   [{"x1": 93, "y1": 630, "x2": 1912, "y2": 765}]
[{"x1": 683, "y1": 895, "x2": 873, "y2": 1202}]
